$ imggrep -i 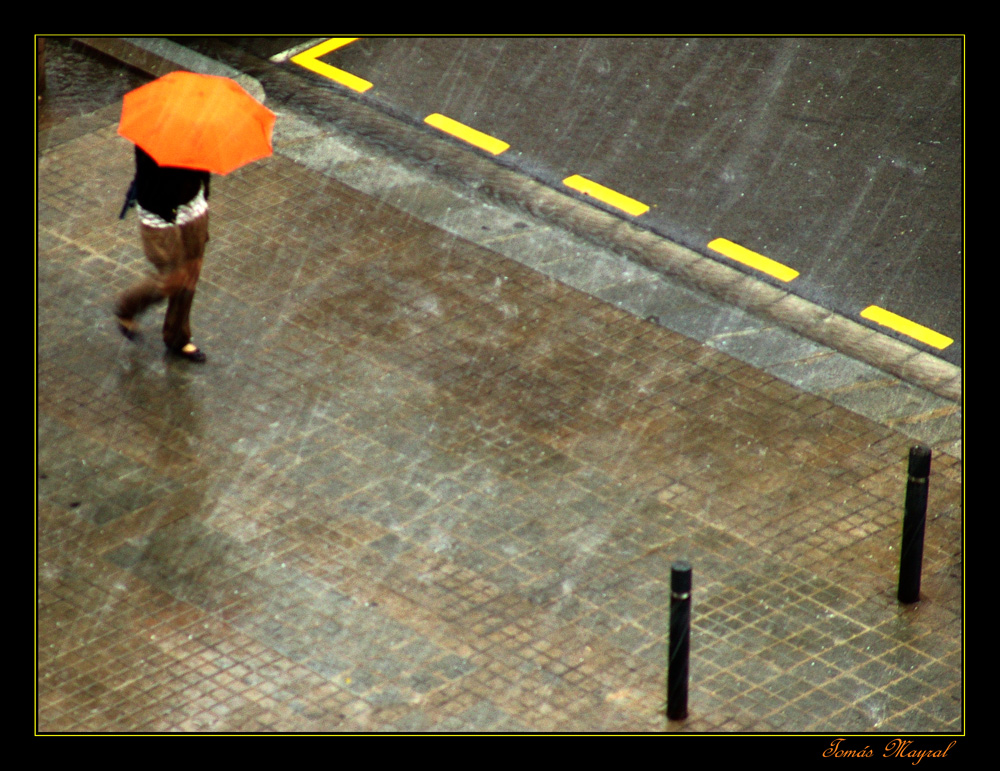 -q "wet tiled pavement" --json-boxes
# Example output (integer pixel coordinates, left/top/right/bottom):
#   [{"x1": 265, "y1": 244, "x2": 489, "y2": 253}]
[{"x1": 37, "y1": 60, "x2": 962, "y2": 733}]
